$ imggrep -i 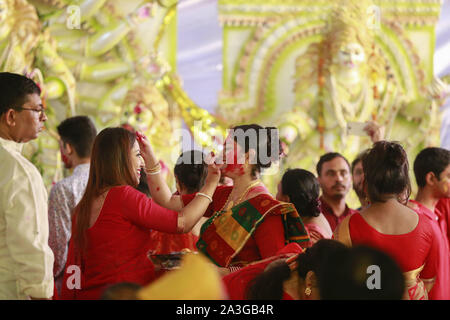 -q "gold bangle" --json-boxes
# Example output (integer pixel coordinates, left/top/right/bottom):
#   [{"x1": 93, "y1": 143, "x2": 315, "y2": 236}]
[
  {"x1": 145, "y1": 162, "x2": 161, "y2": 174},
  {"x1": 145, "y1": 170, "x2": 161, "y2": 176}
]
